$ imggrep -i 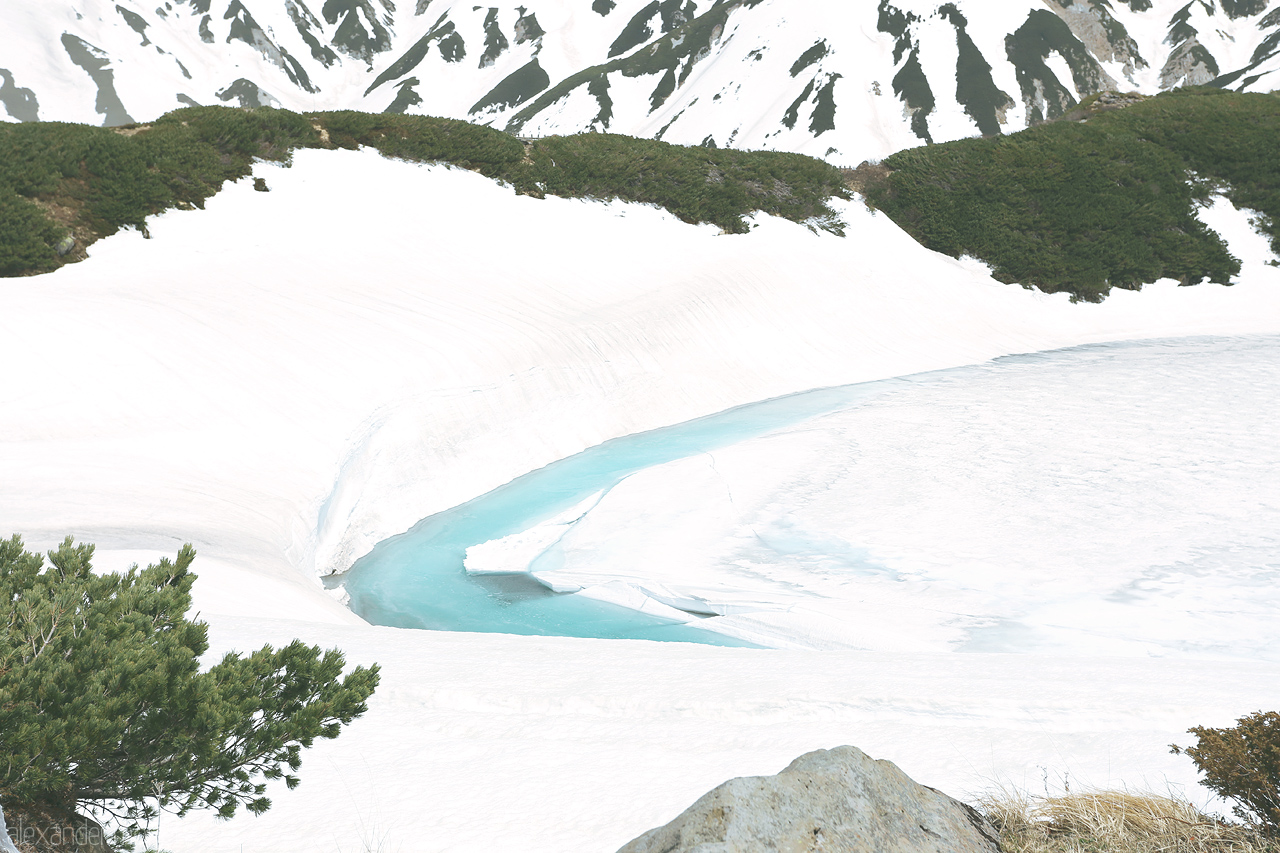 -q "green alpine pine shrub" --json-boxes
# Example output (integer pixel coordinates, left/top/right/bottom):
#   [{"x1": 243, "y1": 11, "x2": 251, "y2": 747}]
[
  {"x1": 1172, "y1": 711, "x2": 1280, "y2": 832},
  {"x1": 522, "y1": 132, "x2": 847, "y2": 233},
  {"x1": 0, "y1": 194, "x2": 66, "y2": 277},
  {"x1": 0, "y1": 106, "x2": 850, "y2": 279},
  {"x1": 315, "y1": 110, "x2": 525, "y2": 174},
  {"x1": 862, "y1": 87, "x2": 1280, "y2": 300},
  {"x1": 0, "y1": 535, "x2": 380, "y2": 839}
]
